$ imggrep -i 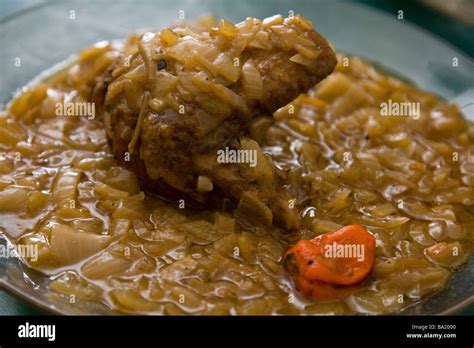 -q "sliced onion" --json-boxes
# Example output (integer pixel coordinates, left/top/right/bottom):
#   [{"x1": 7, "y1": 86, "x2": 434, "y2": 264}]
[
  {"x1": 94, "y1": 182, "x2": 129, "y2": 200},
  {"x1": 167, "y1": 37, "x2": 220, "y2": 63},
  {"x1": 290, "y1": 53, "x2": 315, "y2": 69},
  {"x1": 177, "y1": 71, "x2": 204, "y2": 97},
  {"x1": 196, "y1": 175, "x2": 213, "y2": 192},
  {"x1": 239, "y1": 137, "x2": 274, "y2": 182},
  {"x1": 112, "y1": 290, "x2": 162, "y2": 312},
  {"x1": 77, "y1": 41, "x2": 111, "y2": 62},
  {"x1": 424, "y1": 242, "x2": 469, "y2": 268},
  {"x1": 232, "y1": 18, "x2": 261, "y2": 54},
  {"x1": 0, "y1": 187, "x2": 29, "y2": 212},
  {"x1": 10, "y1": 84, "x2": 48, "y2": 117},
  {"x1": 52, "y1": 169, "x2": 81, "y2": 203},
  {"x1": 81, "y1": 252, "x2": 132, "y2": 279},
  {"x1": 248, "y1": 31, "x2": 272, "y2": 50},
  {"x1": 160, "y1": 28, "x2": 179, "y2": 46},
  {"x1": 185, "y1": 54, "x2": 217, "y2": 75},
  {"x1": 50, "y1": 224, "x2": 111, "y2": 266},
  {"x1": 211, "y1": 19, "x2": 238, "y2": 39},
  {"x1": 294, "y1": 44, "x2": 321, "y2": 59},
  {"x1": 191, "y1": 73, "x2": 248, "y2": 113},
  {"x1": 284, "y1": 14, "x2": 314, "y2": 30},
  {"x1": 263, "y1": 14, "x2": 283, "y2": 28},
  {"x1": 128, "y1": 92, "x2": 149, "y2": 154},
  {"x1": 150, "y1": 71, "x2": 178, "y2": 97},
  {"x1": 148, "y1": 98, "x2": 166, "y2": 112},
  {"x1": 213, "y1": 53, "x2": 240, "y2": 82},
  {"x1": 104, "y1": 78, "x2": 124, "y2": 104},
  {"x1": 242, "y1": 62, "x2": 263, "y2": 99}
]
